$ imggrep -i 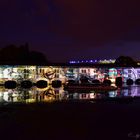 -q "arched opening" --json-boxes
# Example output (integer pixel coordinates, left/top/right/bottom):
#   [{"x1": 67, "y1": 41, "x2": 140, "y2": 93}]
[
  {"x1": 92, "y1": 79, "x2": 101, "y2": 86},
  {"x1": 103, "y1": 79, "x2": 111, "y2": 86},
  {"x1": 51, "y1": 80, "x2": 62, "y2": 88},
  {"x1": 20, "y1": 80, "x2": 33, "y2": 89},
  {"x1": 126, "y1": 79, "x2": 133, "y2": 85},
  {"x1": 35, "y1": 80, "x2": 48, "y2": 88},
  {"x1": 135, "y1": 79, "x2": 140, "y2": 85},
  {"x1": 4, "y1": 80, "x2": 17, "y2": 89}
]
